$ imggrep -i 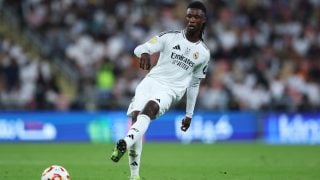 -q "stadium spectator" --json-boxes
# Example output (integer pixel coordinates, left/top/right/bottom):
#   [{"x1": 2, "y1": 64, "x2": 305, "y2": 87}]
[{"x1": 0, "y1": 37, "x2": 64, "y2": 110}]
